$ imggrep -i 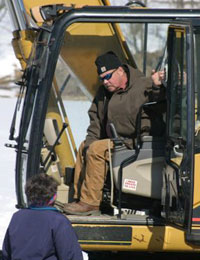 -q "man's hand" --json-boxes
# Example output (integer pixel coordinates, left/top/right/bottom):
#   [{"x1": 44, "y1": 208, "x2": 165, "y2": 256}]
[{"x1": 151, "y1": 70, "x2": 165, "y2": 86}]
